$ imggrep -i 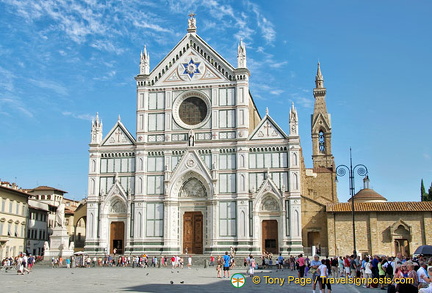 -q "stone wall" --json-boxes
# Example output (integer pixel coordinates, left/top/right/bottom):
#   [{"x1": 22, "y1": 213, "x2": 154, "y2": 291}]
[{"x1": 327, "y1": 211, "x2": 432, "y2": 256}]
